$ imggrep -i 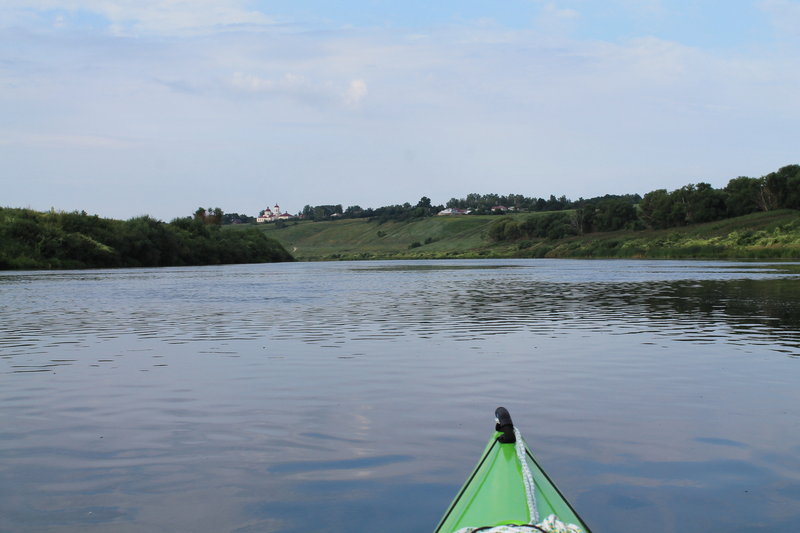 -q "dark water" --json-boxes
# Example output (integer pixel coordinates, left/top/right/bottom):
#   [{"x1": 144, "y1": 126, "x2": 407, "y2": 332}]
[{"x1": 1, "y1": 259, "x2": 800, "y2": 533}]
